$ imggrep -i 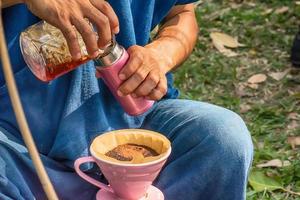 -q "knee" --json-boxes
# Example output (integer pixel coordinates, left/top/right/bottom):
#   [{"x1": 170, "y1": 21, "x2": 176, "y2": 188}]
[
  {"x1": 156, "y1": 100, "x2": 253, "y2": 166},
  {"x1": 184, "y1": 104, "x2": 253, "y2": 165},
  {"x1": 200, "y1": 106, "x2": 254, "y2": 165}
]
